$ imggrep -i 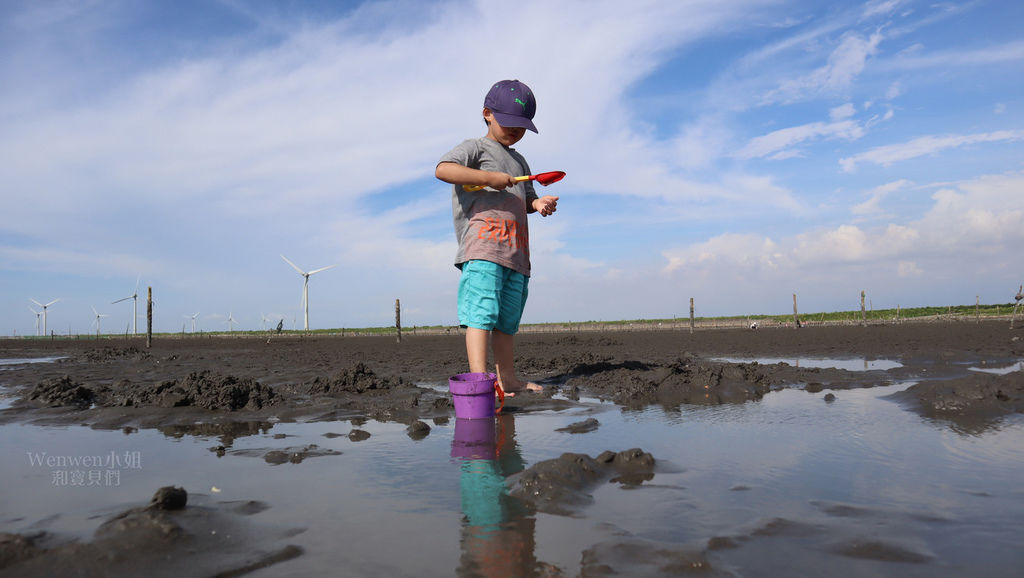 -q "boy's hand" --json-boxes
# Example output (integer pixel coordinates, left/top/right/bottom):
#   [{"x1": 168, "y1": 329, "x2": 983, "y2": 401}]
[
  {"x1": 533, "y1": 196, "x2": 558, "y2": 217},
  {"x1": 485, "y1": 172, "x2": 517, "y2": 190}
]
